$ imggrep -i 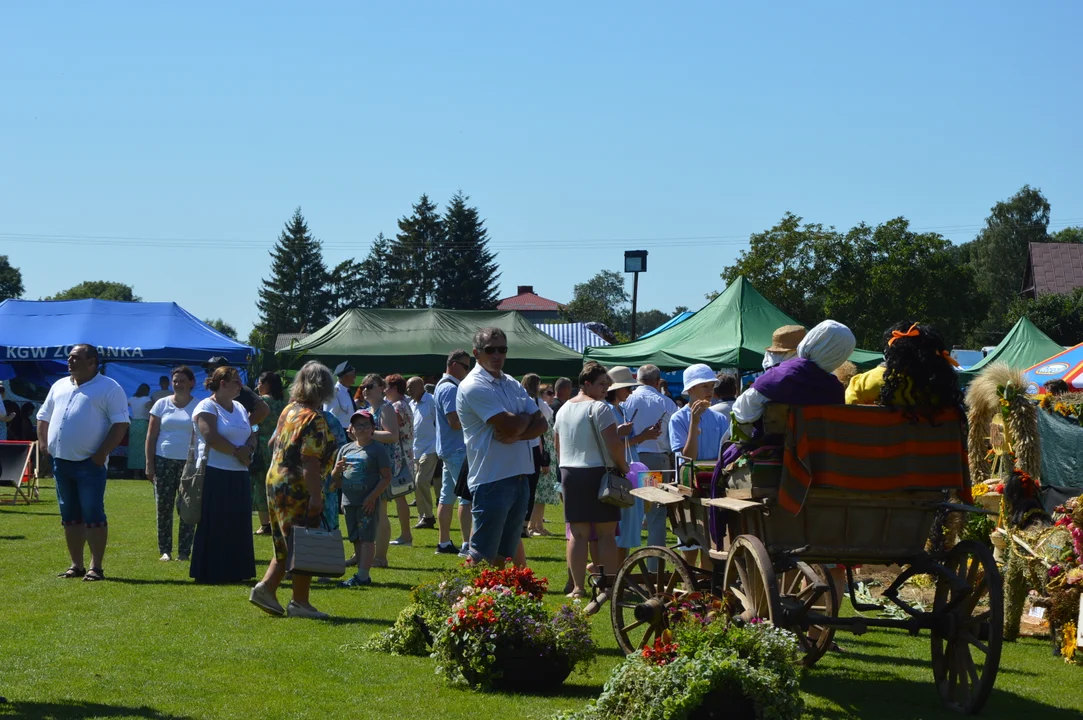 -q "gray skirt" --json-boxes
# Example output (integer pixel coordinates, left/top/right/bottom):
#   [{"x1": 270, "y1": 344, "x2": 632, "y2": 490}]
[{"x1": 561, "y1": 466, "x2": 620, "y2": 524}]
